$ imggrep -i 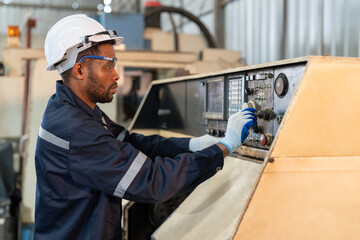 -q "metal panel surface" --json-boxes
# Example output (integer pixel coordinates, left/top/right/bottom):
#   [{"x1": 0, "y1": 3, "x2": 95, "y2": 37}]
[
  {"x1": 184, "y1": 80, "x2": 207, "y2": 136},
  {"x1": 131, "y1": 84, "x2": 161, "y2": 129},
  {"x1": 162, "y1": 82, "x2": 186, "y2": 130},
  {"x1": 273, "y1": 63, "x2": 306, "y2": 134},
  {"x1": 132, "y1": 82, "x2": 186, "y2": 130},
  {"x1": 152, "y1": 157, "x2": 264, "y2": 240}
]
